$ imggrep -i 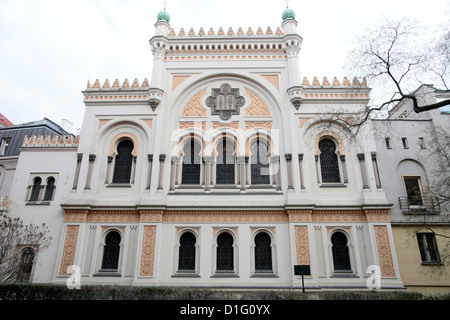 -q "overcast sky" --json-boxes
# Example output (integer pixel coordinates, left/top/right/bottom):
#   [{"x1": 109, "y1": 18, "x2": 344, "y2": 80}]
[{"x1": 0, "y1": 0, "x2": 448, "y2": 133}]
